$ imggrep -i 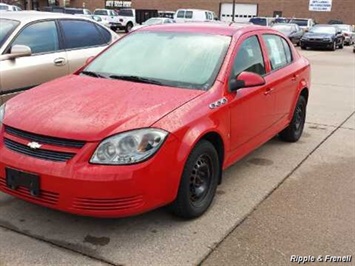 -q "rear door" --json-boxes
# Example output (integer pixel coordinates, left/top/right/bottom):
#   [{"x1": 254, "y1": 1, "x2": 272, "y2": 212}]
[
  {"x1": 261, "y1": 34, "x2": 299, "y2": 124},
  {"x1": 0, "y1": 20, "x2": 68, "y2": 103},
  {"x1": 58, "y1": 19, "x2": 113, "y2": 73}
]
